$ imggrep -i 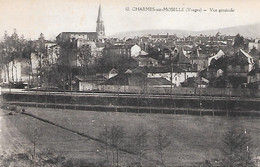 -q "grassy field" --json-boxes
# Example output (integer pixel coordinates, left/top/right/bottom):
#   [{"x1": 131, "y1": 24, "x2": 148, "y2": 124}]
[{"x1": 4, "y1": 107, "x2": 260, "y2": 166}]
